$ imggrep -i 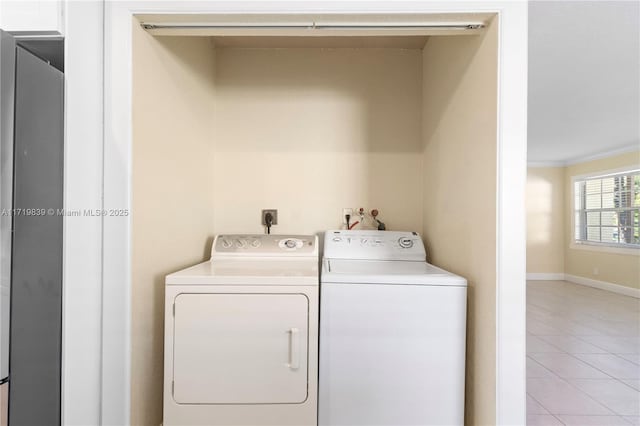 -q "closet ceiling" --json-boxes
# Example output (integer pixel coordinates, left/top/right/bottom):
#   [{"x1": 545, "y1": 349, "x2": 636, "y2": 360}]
[{"x1": 528, "y1": 1, "x2": 639, "y2": 164}]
